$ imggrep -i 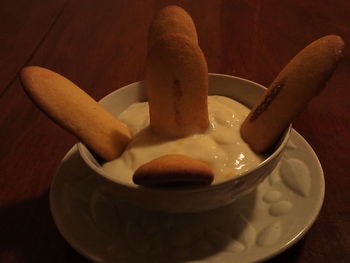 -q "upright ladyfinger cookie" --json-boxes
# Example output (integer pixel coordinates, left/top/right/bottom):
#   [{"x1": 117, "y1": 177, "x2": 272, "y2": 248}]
[
  {"x1": 20, "y1": 66, "x2": 132, "y2": 161},
  {"x1": 146, "y1": 33, "x2": 209, "y2": 138},
  {"x1": 148, "y1": 5, "x2": 198, "y2": 49},
  {"x1": 241, "y1": 35, "x2": 344, "y2": 153},
  {"x1": 133, "y1": 154, "x2": 214, "y2": 187}
]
